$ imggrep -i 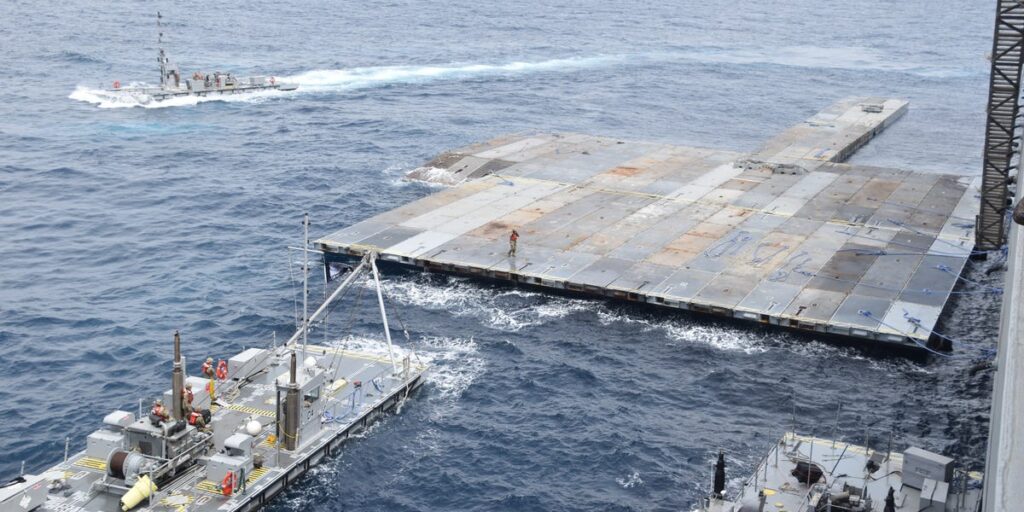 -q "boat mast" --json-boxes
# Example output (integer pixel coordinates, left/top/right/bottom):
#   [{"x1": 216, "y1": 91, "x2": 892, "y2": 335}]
[
  {"x1": 301, "y1": 213, "x2": 310, "y2": 364},
  {"x1": 283, "y1": 256, "x2": 367, "y2": 348},
  {"x1": 157, "y1": 12, "x2": 167, "y2": 87}
]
